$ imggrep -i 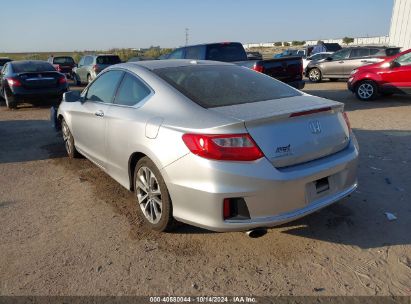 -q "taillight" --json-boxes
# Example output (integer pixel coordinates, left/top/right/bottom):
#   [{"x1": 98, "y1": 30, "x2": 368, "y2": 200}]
[
  {"x1": 55, "y1": 64, "x2": 61, "y2": 72},
  {"x1": 58, "y1": 76, "x2": 67, "y2": 84},
  {"x1": 343, "y1": 112, "x2": 351, "y2": 131},
  {"x1": 6, "y1": 78, "x2": 22, "y2": 87},
  {"x1": 92, "y1": 64, "x2": 98, "y2": 72},
  {"x1": 182, "y1": 133, "x2": 264, "y2": 161},
  {"x1": 252, "y1": 64, "x2": 264, "y2": 73}
]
